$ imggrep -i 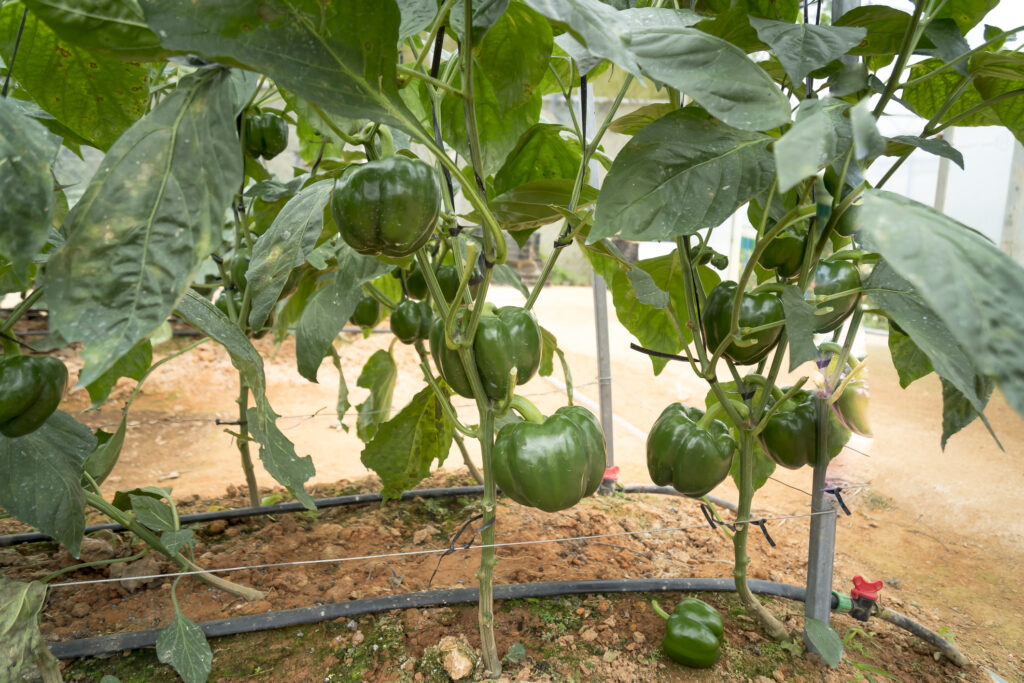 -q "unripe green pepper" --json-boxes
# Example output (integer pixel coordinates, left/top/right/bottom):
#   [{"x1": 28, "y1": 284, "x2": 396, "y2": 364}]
[
  {"x1": 646, "y1": 403, "x2": 735, "y2": 497},
  {"x1": 811, "y1": 257, "x2": 861, "y2": 333},
  {"x1": 834, "y1": 204, "x2": 860, "y2": 237},
  {"x1": 758, "y1": 388, "x2": 851, "y2": 469},
  {"x1": 436, "y1": 263, "x2": 482, "y2": 303},
  {"x1": 758, "y1": 223, "x2": 807, "y2": 278},
  {"x1": 0, "y1": 355, "x2": 68, "y2": 438},
  {"x1": 651, "y1": 599, "x2": 724, "y2": 669},
  {"x1": 701, "y1": 281, "x2": 784, "y2": 365},
  {"x1": 404, "y1": 266, "x2": 428, "y2": 300},
  {"x1": 349, "y1": 296, "x2": 380, "y2": 329},
  {"x1": 244, "y1": 112, "x2": 289, "y2": 160},
  {"x1": 429, "y1": 306, "x2": 541, "y2": 400},
  {"x1": 332, "y1": 156, "x2": 441, "y2": 257},
  {"x1": 493, "y1": 403, "x2": 606, "y2": 512},
  {"x1": 230, "y1": 255, "x2": 250, "y2": 292},
  {"x1": 833, "y1": 376, "x2": 872, "y2": 437},
  {"x1": 391, "y1": 299, "x2": 433, "y2": 345},
  {"x1": 214, "y1": 290, "x2": 242, "y2": 318}
]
